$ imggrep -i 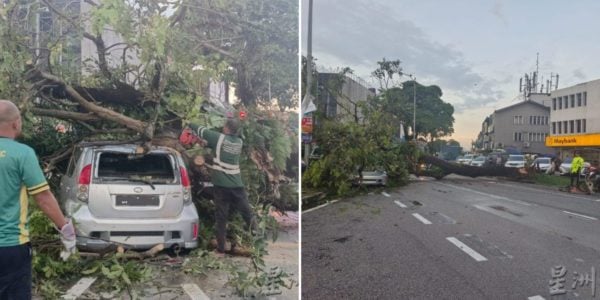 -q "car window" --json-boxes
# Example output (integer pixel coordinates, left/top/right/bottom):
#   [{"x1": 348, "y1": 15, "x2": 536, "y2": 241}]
[
  {"x1": 508, "y1": 155, "x2": 524, "y2": 161},
  {"x1": 96, "y1": 152, "x2": 175, "y2": 181},
  {"x1": 563, "y1": 158, "x2": 573, "y2": 163}
]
